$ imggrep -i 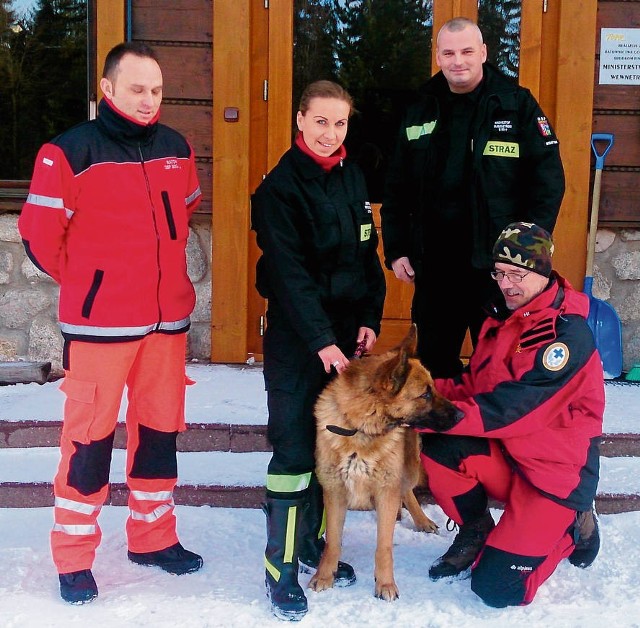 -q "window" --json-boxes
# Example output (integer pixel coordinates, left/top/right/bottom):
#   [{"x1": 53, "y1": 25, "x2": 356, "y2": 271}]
[
  {"x1": 293, "y1": 0, "x2": 433, "y2": 202},
  {"x1": 0, "y1": 0, "x2": 88, "y2": 193}
]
